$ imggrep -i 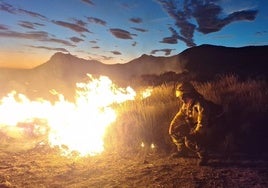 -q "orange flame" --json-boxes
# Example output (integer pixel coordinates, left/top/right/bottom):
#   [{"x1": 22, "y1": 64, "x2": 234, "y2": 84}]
[
  {"x1": 0, "y1": 74, "x2": 136, "y2": 156},
  {"x1": 141, "y1": 87, "x2": 153, "y2": 99}
]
